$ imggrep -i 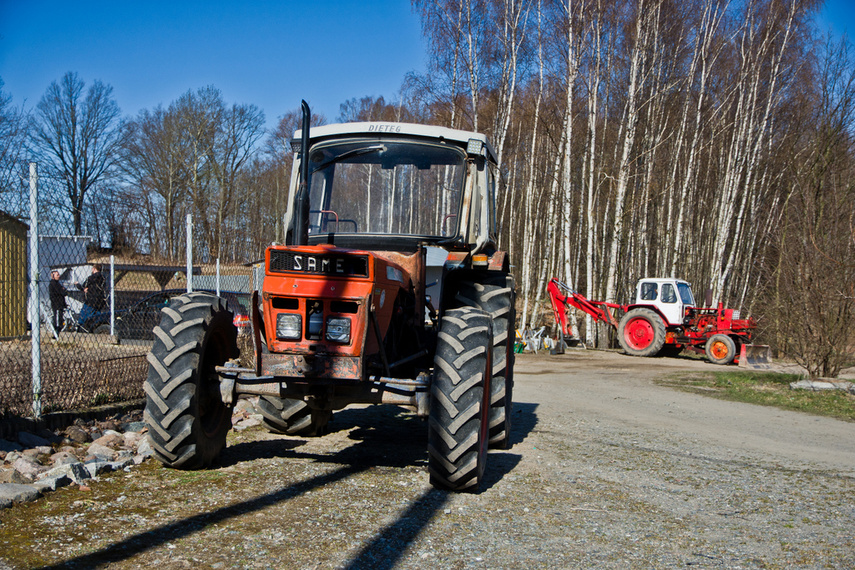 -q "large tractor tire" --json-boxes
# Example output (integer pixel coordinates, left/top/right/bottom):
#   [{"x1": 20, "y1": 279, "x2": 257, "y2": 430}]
[
  {"x1": 428, "y1": 307, "x2": 492, "y2": 492},
  {"x1": 257, "y1": 396, "x2": 331, "y2": 436},
  {"x1": 455, "y1": 274, "x2": 516, "y2": 450},
  {"x1": 144, "y1": 292, "x2": 238, "y2": 469},
  {"x1": 618, "y1": 308, "x2": 666, "y2": 357},
  {"x1": 705, "y1": 334, "x2": 736, "y2": 365}
]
